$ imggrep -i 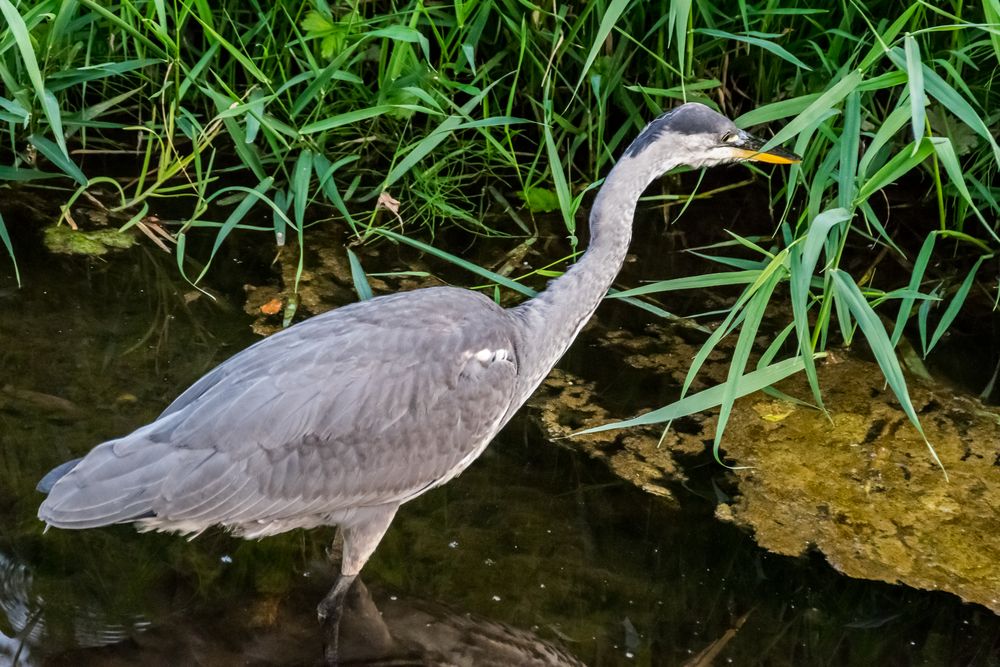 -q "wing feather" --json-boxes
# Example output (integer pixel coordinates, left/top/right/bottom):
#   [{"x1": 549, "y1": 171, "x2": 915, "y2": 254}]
[
  {"x1": 158, "y1": 454, "x2": 241, "y2": 515},
  {"x1": 168, "y1": 474, "x2": 256, "y2": 522},
  {"x1": 40, "y1": 287, "x2": 520, "y2": 534}
]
